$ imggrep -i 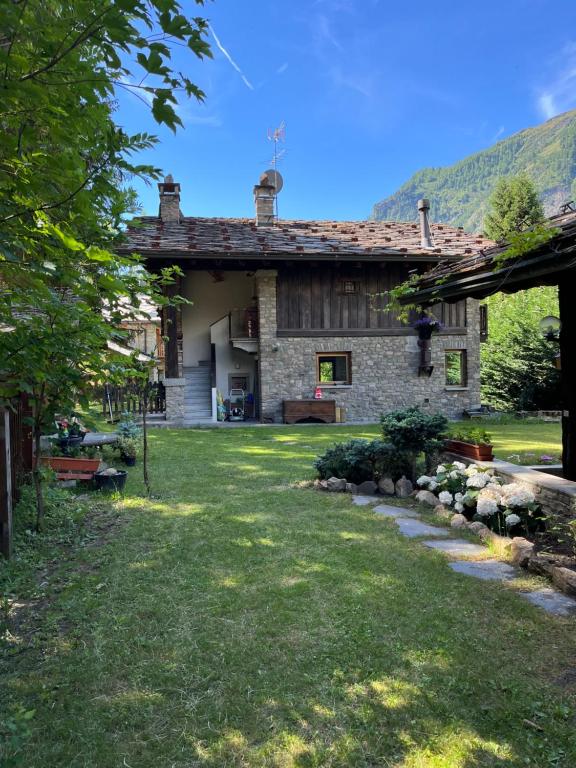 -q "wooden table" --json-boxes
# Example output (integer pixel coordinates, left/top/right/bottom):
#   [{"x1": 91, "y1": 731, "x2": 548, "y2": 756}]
[{"x1": 283, "y1": 400, "x2": 336, "y2": 424}]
